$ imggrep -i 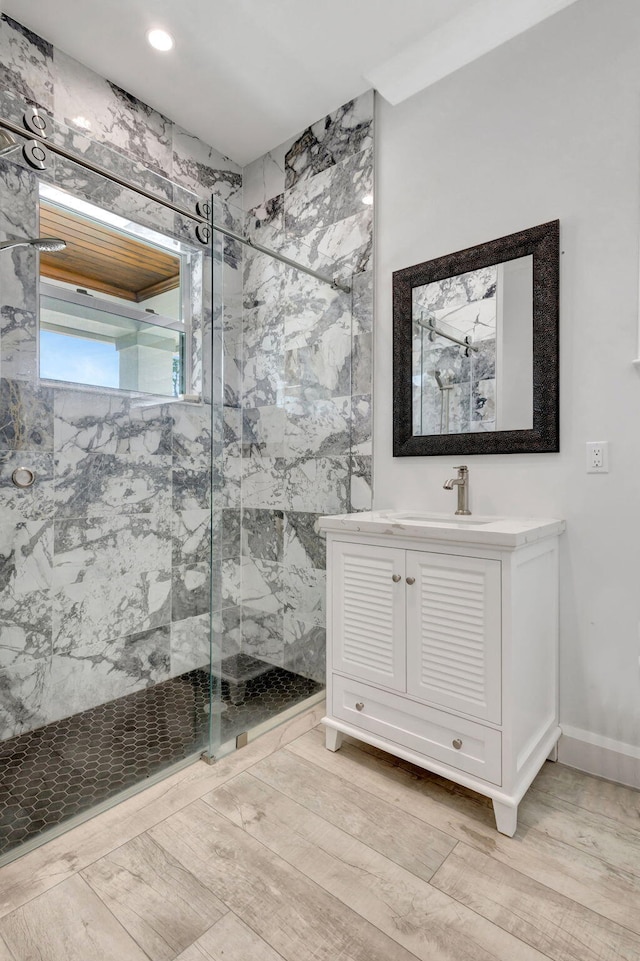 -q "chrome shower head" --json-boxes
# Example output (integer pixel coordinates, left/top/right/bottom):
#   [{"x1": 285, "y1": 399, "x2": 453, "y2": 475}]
[
  {"x1": 0, "y1": 129, "x2": 19, "y2": 157},
  {"x1": 0, "y1": 236, "x2": 67, "y2": 253},
  {"x1": 31, "y1": 237, "x2": 67, "y2": 252}
]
